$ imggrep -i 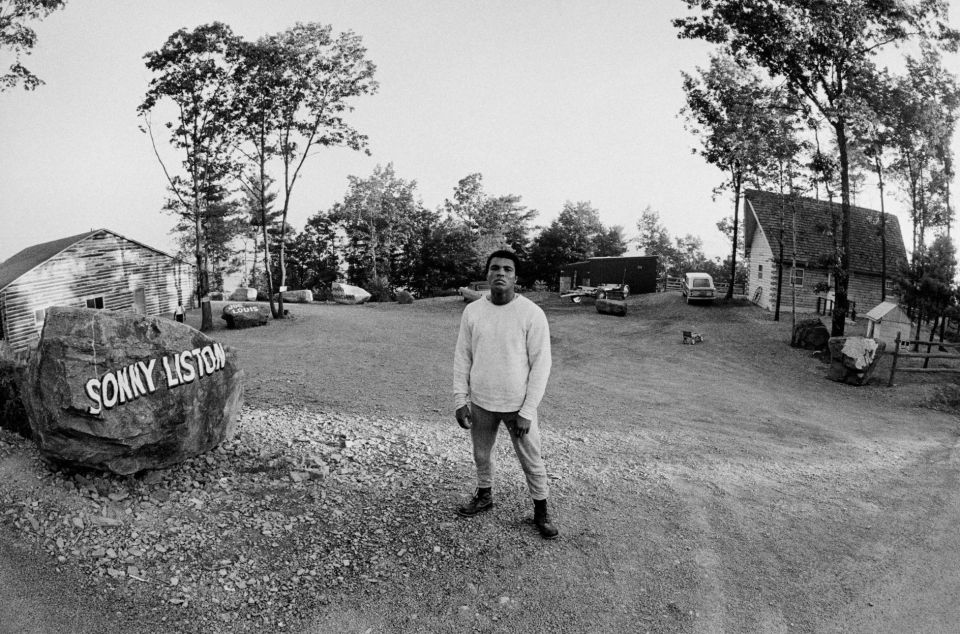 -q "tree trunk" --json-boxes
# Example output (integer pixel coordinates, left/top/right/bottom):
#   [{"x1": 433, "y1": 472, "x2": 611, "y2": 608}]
[
  {"x1": 830, "y1": 120, "x2": 852, "y2": 337},
  {"x1": 727, "y1": 170, "x2": 741, "y2": 301},
  {"x1": 194, "y1": 202, "x2": 213, "y2": 332},
  {"x1": 774, "y1": 167, "x2": 785, "y2": 322},
  {"x1": 876, "y1": 156, "x2": 887, "y2": 302}
]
